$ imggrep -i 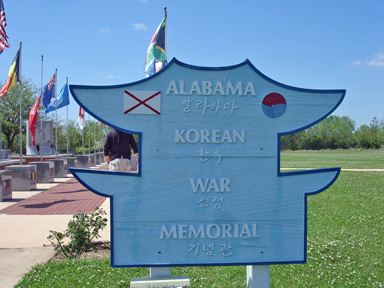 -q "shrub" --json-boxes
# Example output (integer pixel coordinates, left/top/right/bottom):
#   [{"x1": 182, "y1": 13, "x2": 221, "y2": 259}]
[{"x1": 47, "y1": 207, "x2": 108, "y2": 259}]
